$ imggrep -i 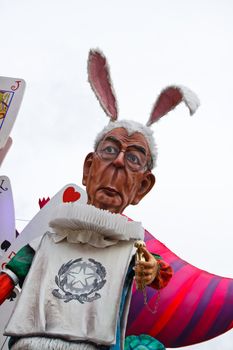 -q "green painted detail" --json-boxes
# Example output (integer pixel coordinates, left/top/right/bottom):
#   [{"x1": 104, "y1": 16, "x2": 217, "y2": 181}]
[
  {"x1": 125, "y1": 335, "x2": 165, "y2": 350},
  {"x1": 6, "y1": 244, "x2": 35, "y2": 287},
  {"x1": 151, "y1": 253, "x2": 162, "y2": 260}
]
